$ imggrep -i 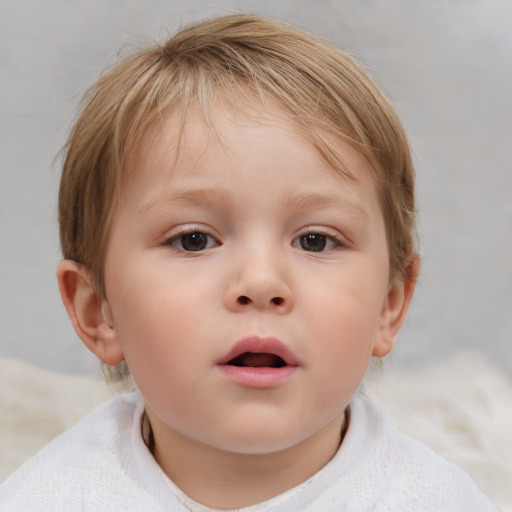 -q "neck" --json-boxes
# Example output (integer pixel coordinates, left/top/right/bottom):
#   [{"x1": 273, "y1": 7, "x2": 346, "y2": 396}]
[{"x1": 144, "y1": 411, "x2": 346, "y2": 509}]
